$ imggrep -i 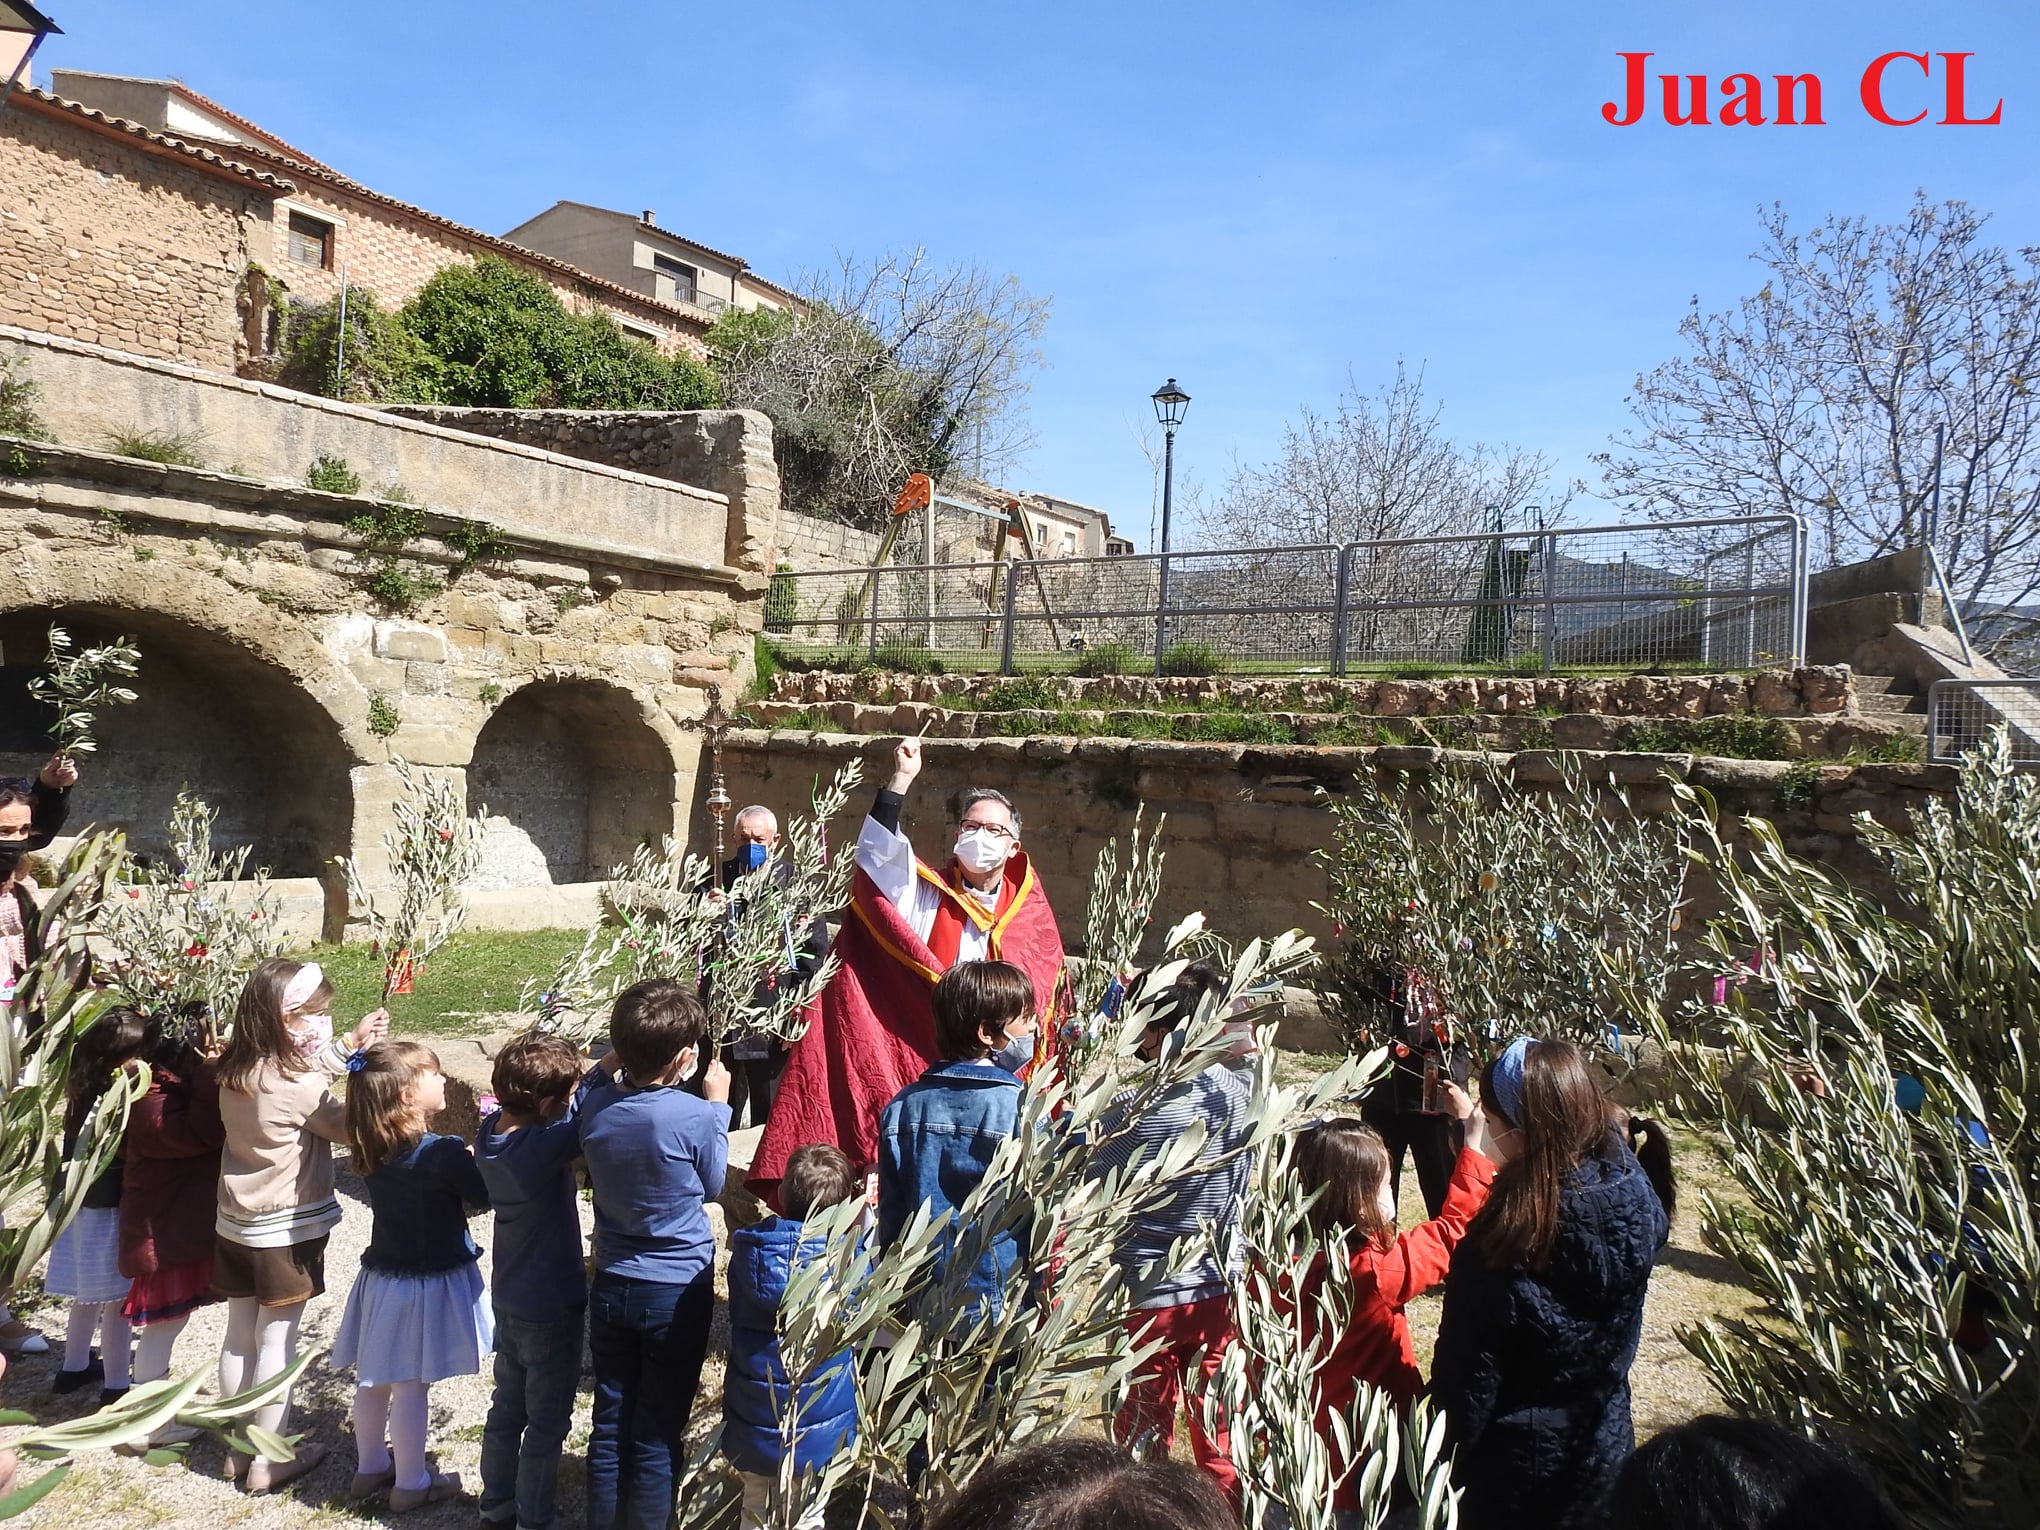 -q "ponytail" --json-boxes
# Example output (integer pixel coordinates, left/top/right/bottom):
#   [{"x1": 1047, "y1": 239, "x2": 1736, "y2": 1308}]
[{"x1": 1626, "y1": 1114, "x2": 1677, "y2": 1221}]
